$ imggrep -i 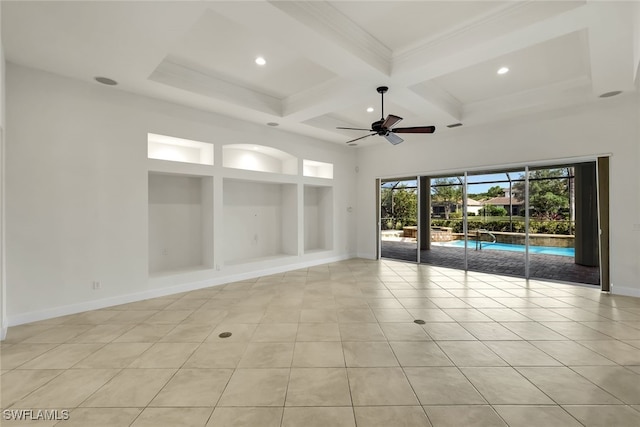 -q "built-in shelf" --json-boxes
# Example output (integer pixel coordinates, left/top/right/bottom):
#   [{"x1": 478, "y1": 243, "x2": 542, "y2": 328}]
[
  {"x1": 304, "y1": 185, "x2": 333, "y2": 252},
  {"x1": 303, "y1": 159, "x2": 333, "y2": 179},
  {"x1": 223, "y1": 144, "x2": 297, "y2": 175},
  {"x1": 148, "y1": 172, "x2": 213, "y2": 275},
  {"x1": 223, "y1": 179, "x2": 297, "y2": 265},
  {"x1": 145, "y1": 133, "x2": 340, "y2": 279},
  {"x1": 148, "y1": 133, "x2": 214, "y2": 165}
]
